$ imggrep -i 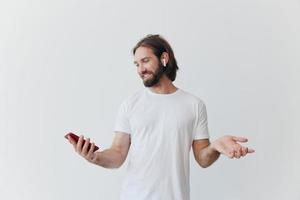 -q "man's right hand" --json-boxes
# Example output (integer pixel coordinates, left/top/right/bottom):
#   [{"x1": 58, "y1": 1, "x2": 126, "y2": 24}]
[
  {"x1": 67, "y1": 132, "x2": 131, "y2": 168},
  {"x1": 67, "y1": 135, "x2": 97, "y2": 163}
]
